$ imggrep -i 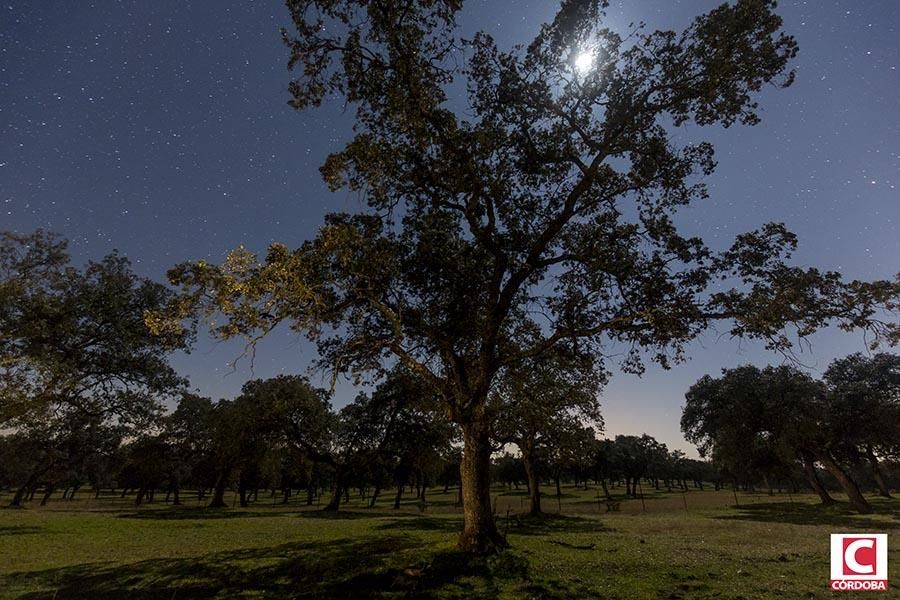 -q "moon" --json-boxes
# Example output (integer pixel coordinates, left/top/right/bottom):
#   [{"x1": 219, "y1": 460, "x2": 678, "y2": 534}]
[{"x1": 574, "y1": 50, "x2": 594, "y2": 75}]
